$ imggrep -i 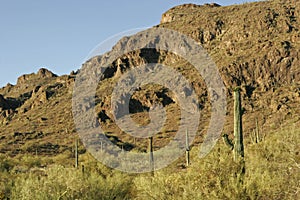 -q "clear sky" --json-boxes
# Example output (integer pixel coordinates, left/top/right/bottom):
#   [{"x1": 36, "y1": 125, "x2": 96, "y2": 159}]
[{"x1": 0, "y1": 0, "x2": 258, "y2": 87}]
